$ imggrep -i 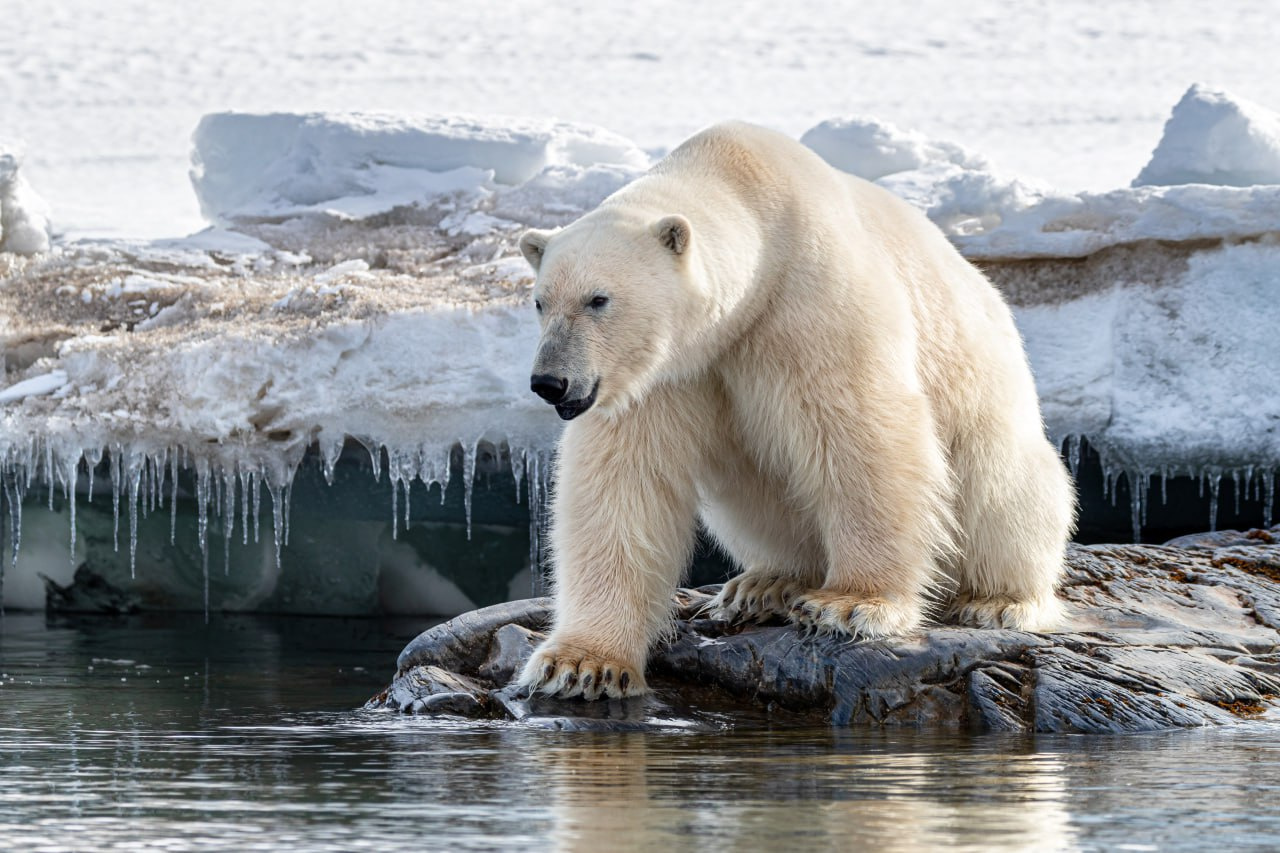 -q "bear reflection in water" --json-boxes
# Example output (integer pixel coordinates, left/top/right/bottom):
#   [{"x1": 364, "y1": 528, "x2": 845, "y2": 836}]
[{"x1": 537, "y1": 734, "x2": 1074, "y2": 852}]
